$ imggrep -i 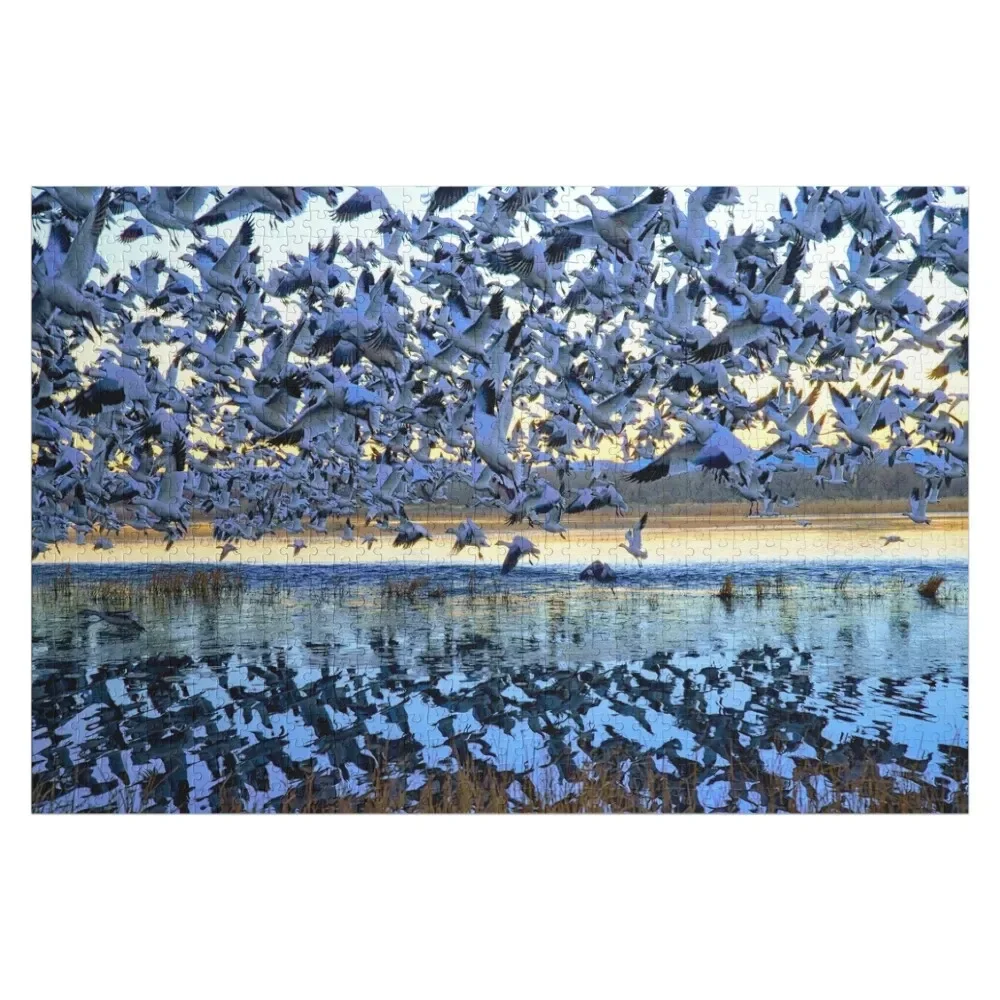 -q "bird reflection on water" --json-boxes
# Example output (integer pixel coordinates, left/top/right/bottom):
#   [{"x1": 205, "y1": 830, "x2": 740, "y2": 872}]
[{"x1": 32, "y1": 561, "x2": 967, "y2": 813}]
